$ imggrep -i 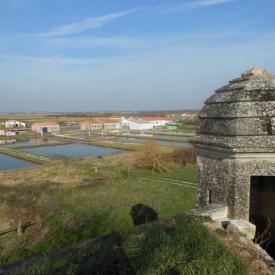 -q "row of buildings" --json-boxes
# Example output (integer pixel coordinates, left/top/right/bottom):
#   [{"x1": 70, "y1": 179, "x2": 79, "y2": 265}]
[
  {"x1": 80, "y1": 117, "x2": 175, "y2": 131},
  {"x1": 0, "y1": 120, "x2": 60, "y2": 136},
  {"x1": 0, "y1": 120, "x2": 27, "y2": 136},
  {"x1": 30, "y1": 116, "x2": 175, "y2": 134},
  {"x1": 0, "y1": 116, "x2": 175, "y2": 135}
]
